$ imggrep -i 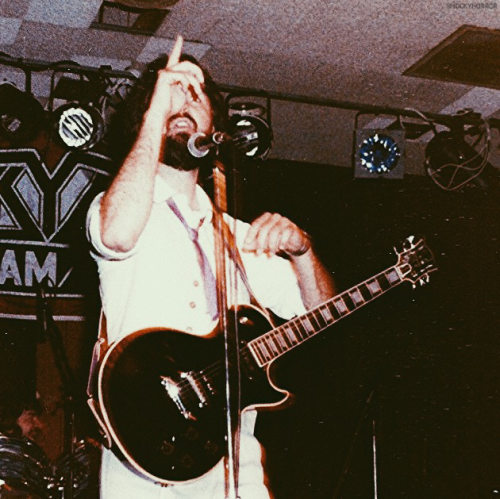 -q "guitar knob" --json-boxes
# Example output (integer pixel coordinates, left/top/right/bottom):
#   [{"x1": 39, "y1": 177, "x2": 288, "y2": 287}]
[
  {"x1": 181, "y1": 454, "x2": 194, "y2": 468},
  {"x1": 184, "y1": 426, "x2": 199, "y2": 441},
  {"x1": 239, "y1": 315, "x2": 254, "y2": 326},
  {"x1": 204, "y1": 440, "x2": 219, "y2": 455},
  {"x1": 160, "y1": 440, "x2": 175, "y2": 456}
]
